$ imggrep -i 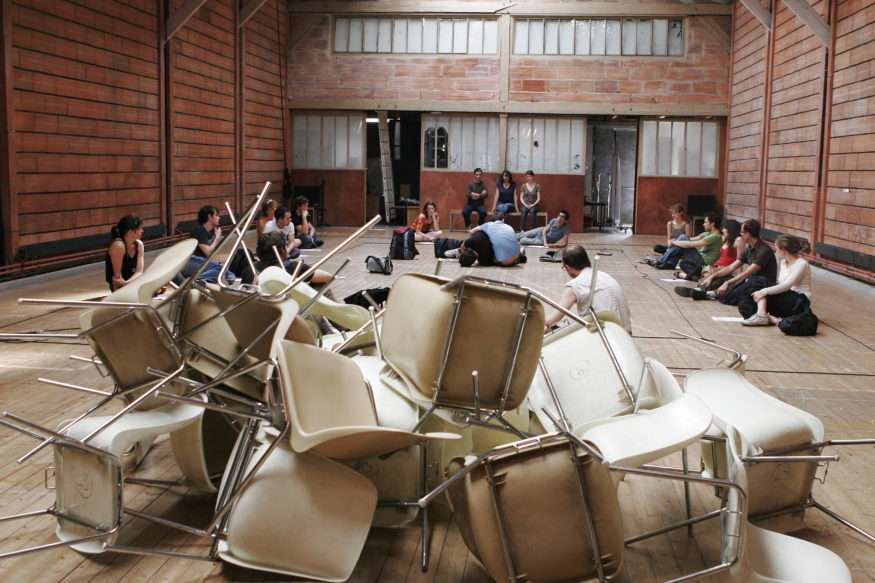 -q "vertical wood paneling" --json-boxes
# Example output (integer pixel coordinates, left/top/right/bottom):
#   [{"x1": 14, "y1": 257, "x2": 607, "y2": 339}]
[
  {"x1": 11, "y1": 0, "x2": 161, "y2": 246},
  {"x1": 725, "y1": 0, "x2": 770, "y2": 221},
  {"x1": 825, "y1": 0, "x2": 875, "y2": 254}
]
